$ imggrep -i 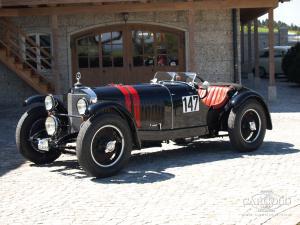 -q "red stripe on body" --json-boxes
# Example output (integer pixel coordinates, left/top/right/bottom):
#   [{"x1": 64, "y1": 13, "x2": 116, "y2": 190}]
[
  {"x1": 125, "y1": 85, "x2": 141, "y2": 128},
  {"x1": 113, "y1": 85, "x2": 131, "y2": 112}
]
